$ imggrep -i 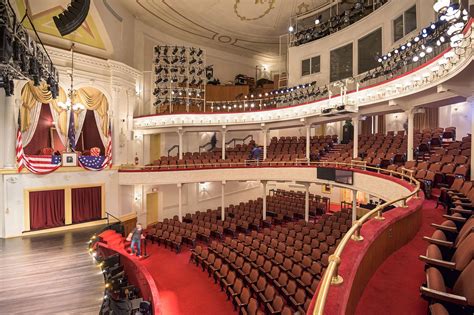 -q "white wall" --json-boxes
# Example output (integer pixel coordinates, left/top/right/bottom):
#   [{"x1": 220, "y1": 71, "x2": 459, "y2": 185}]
[
  {"x1": 2, "y1": 170, "x2": 123, "y2": 238},
  {"x1": 156, "y1": 181, "x2": 261, "y2": 221},
  {"x1": 385, "y1": 112, "x2": 408, "y2": 133},
  {"x1": 439, "y1": 102, "x2": 472, "y2": 140},
  {"x1": 288, "y1": 0, "x2": 434, "y2": 86}
]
